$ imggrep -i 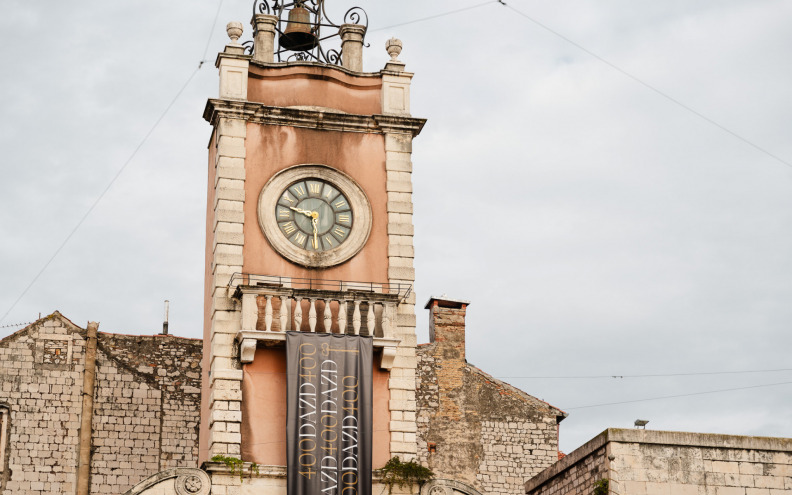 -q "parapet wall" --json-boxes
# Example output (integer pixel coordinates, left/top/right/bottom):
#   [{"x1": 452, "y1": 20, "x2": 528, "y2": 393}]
[{"x1": 525, "y1": 429, "x2": 792, "y2": 495}]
